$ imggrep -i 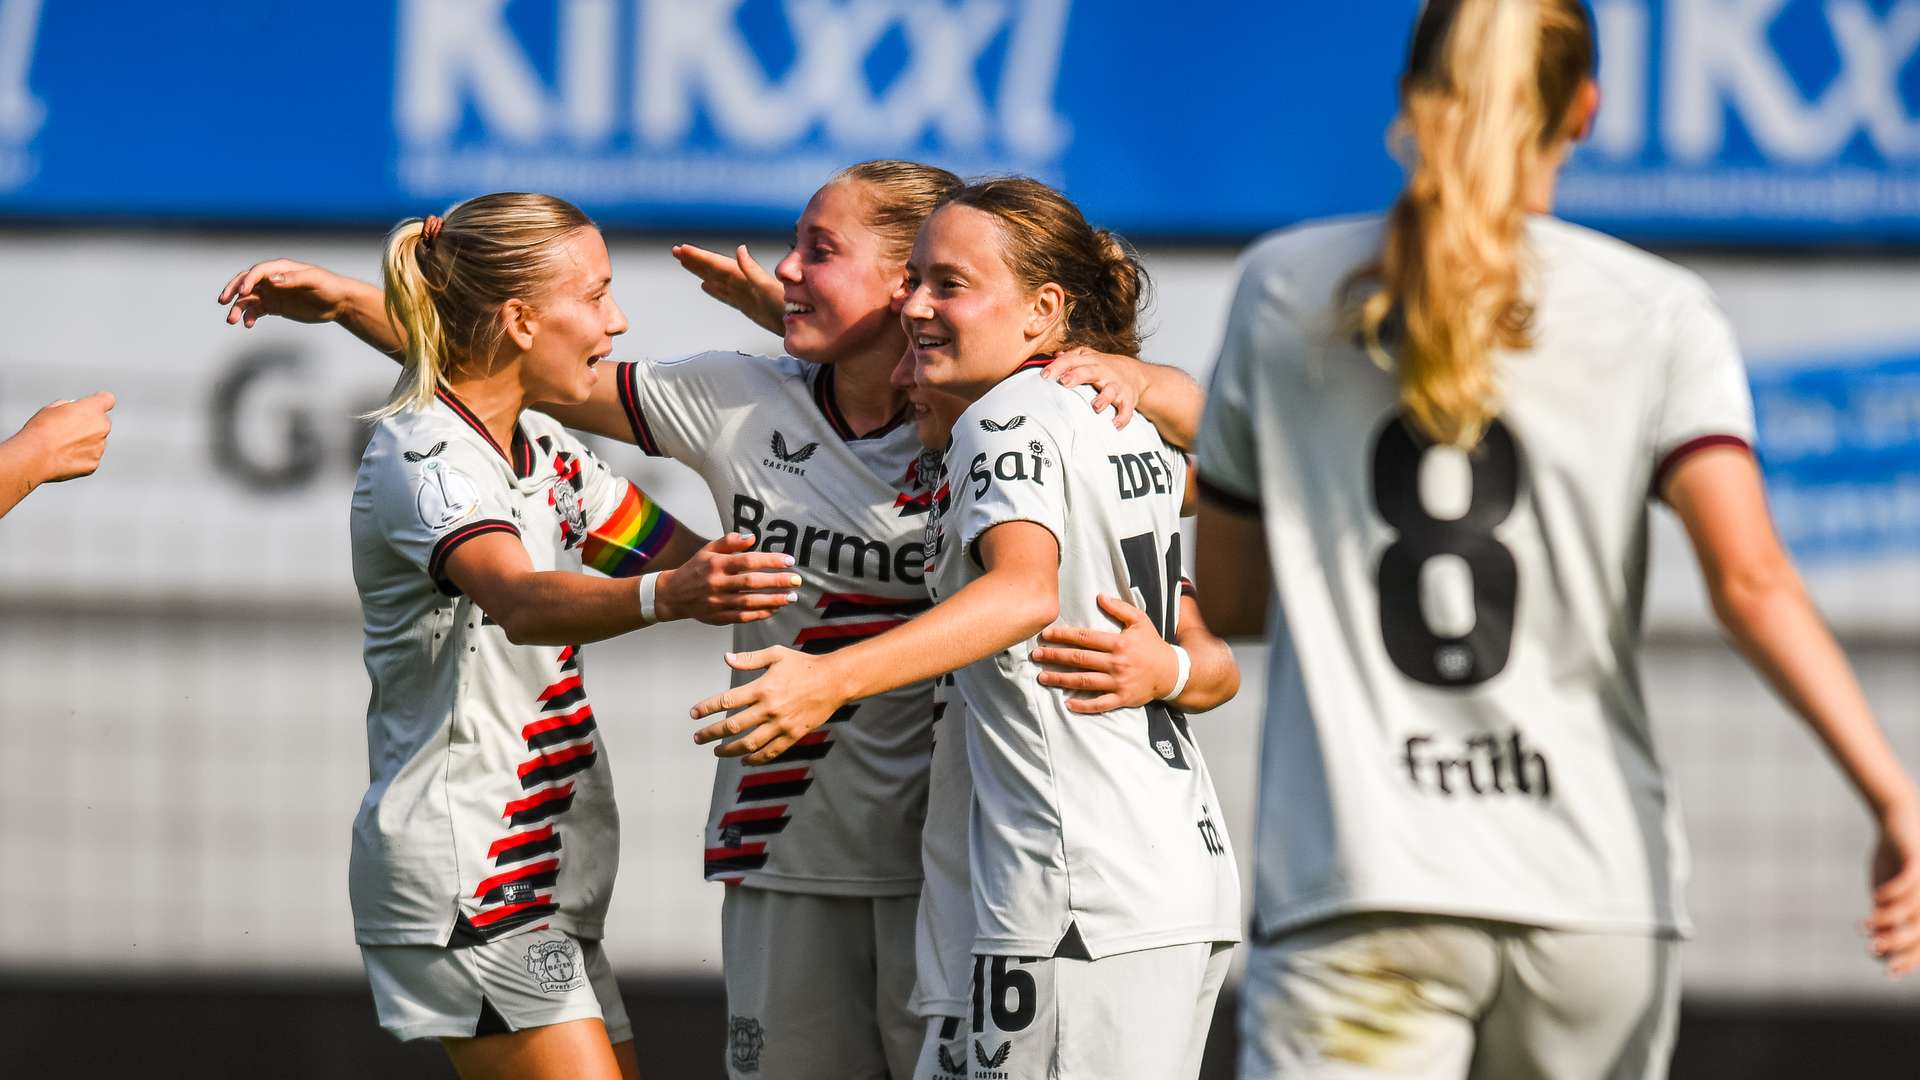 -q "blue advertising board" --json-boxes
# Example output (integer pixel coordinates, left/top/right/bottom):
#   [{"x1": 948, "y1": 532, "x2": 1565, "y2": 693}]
[
  {"x1": 1752, "y1": 350, "x2": 1920, "y2": 562},
  {"x1": 2, "y1": 1, "x2": 1920, "y2": 243}
]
